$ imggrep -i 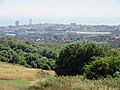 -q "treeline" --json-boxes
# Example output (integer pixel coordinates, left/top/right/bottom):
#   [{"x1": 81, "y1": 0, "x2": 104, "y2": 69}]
[
  {"x1": 0, "y1": 38, "x2": 63, "y2": 70},
  {"x1": 0, "y1": 38, "x2": 120, "y2": 79}
]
